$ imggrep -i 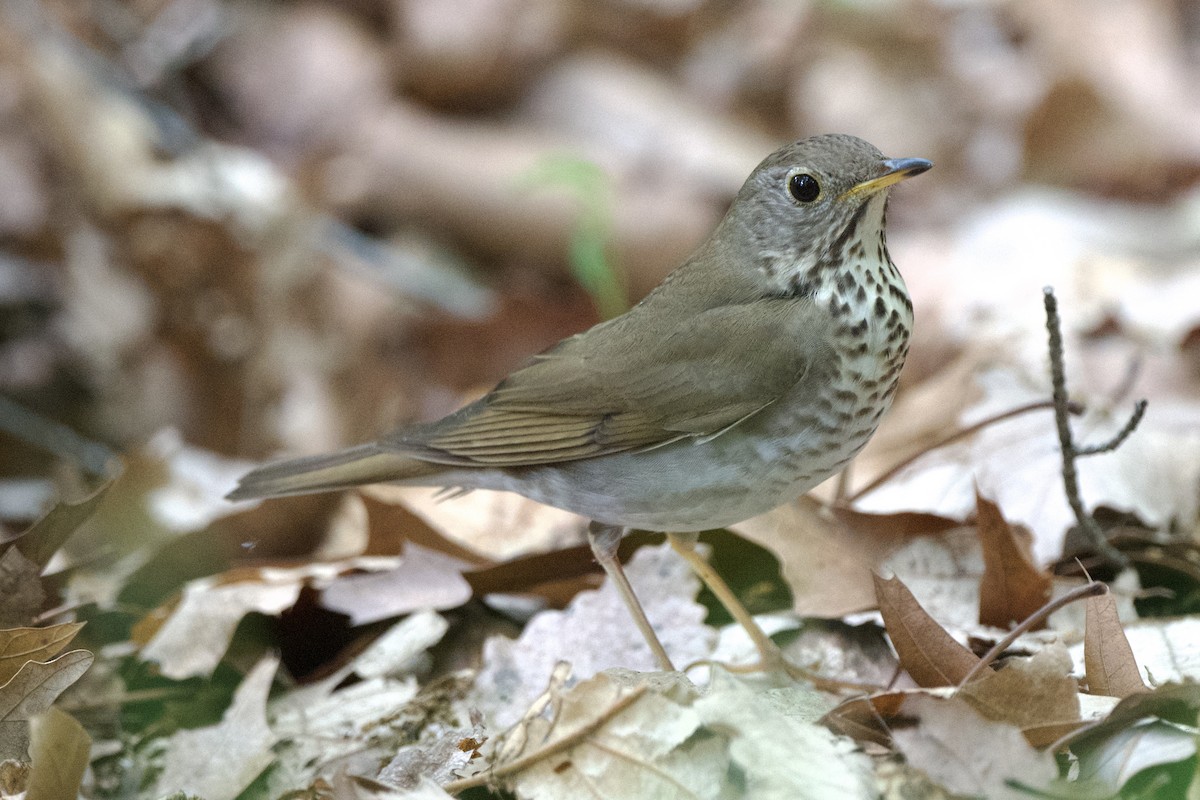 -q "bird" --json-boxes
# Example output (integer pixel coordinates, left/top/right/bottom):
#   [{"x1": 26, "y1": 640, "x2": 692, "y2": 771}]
[{"x1": 228, "y1": 133, "x2": 932, "y2": 674}]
